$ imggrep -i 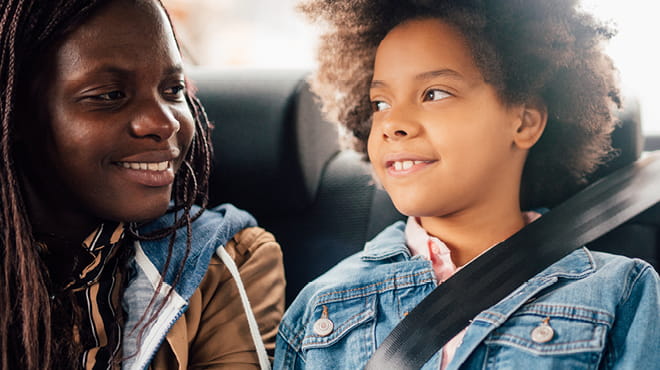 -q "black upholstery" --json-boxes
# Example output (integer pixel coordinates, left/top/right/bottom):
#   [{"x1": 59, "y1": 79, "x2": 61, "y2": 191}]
[
  {"x1": 190, "y1": 69, "x2": 402, "y2": 304},
  {"x1": 190, "y1": 68, "x2": 659, "y2": 306}
]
